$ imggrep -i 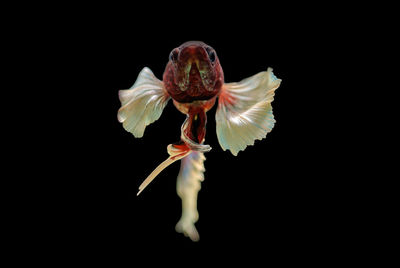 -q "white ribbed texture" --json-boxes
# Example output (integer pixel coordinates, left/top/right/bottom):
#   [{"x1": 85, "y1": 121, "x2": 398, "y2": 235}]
[{"x1": 175, "y1": 151, "x2": 206, "y2": 242}]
